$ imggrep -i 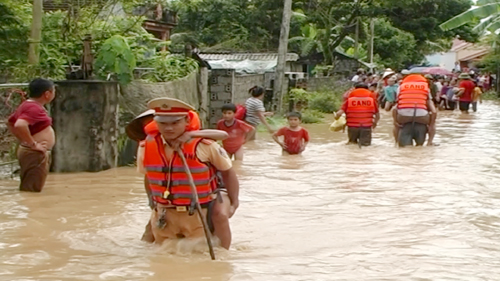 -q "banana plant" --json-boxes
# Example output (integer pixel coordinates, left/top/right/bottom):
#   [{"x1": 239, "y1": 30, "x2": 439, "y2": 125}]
[{"x1": 440, "y1": 0, "x2": 500, "y2": 34}]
